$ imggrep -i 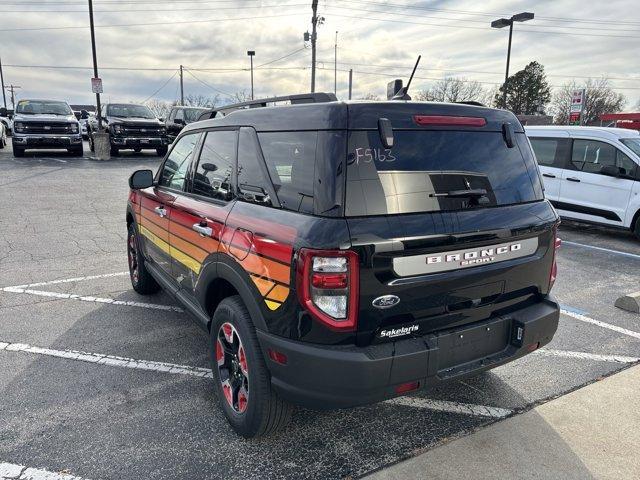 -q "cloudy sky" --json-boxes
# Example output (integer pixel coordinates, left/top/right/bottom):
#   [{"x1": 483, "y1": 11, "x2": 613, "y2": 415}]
[{"x1": 1, "y1": 0, "x2": 639, "y2": 110}]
